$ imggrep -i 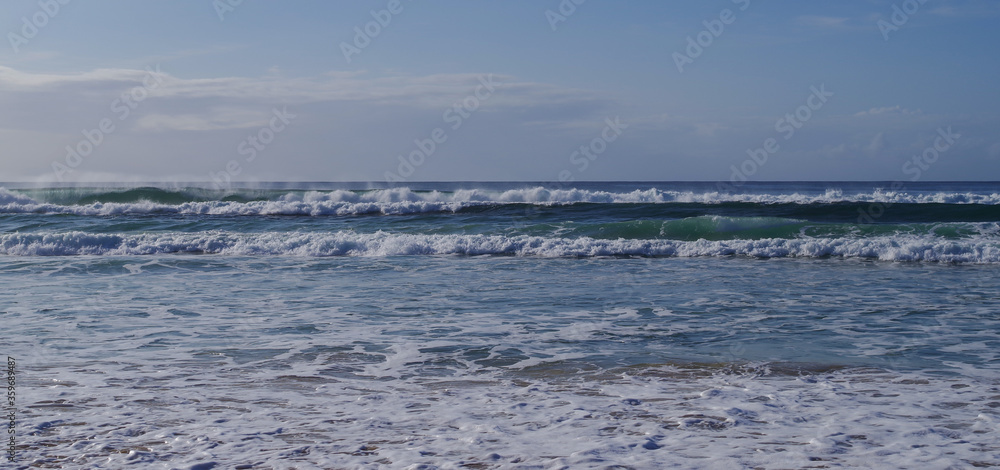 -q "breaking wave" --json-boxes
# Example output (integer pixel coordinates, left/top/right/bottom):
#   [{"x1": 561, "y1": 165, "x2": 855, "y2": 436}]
[
  {"x1": 2, "y1": 231, "x2": 999, "y2": 262},
  {"x1": 3, "y1": 186, "x2": 1000, "y2": 216}
]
